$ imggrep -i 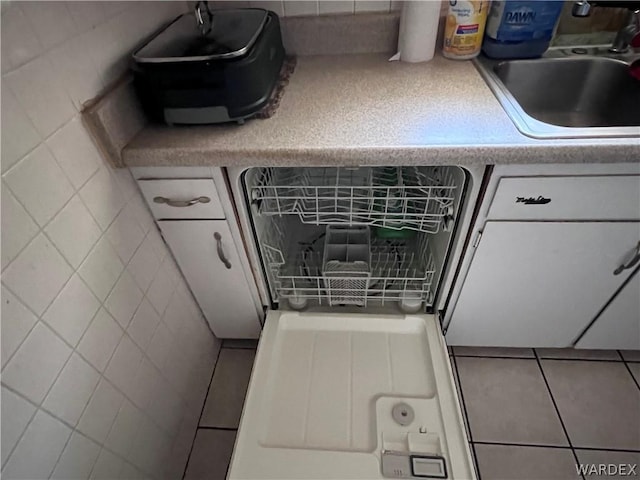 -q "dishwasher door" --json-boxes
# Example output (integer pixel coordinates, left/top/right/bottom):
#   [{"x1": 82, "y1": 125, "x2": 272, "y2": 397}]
[{"x1": 228, "y1": 310, "x2": 475, "y2": 480}]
